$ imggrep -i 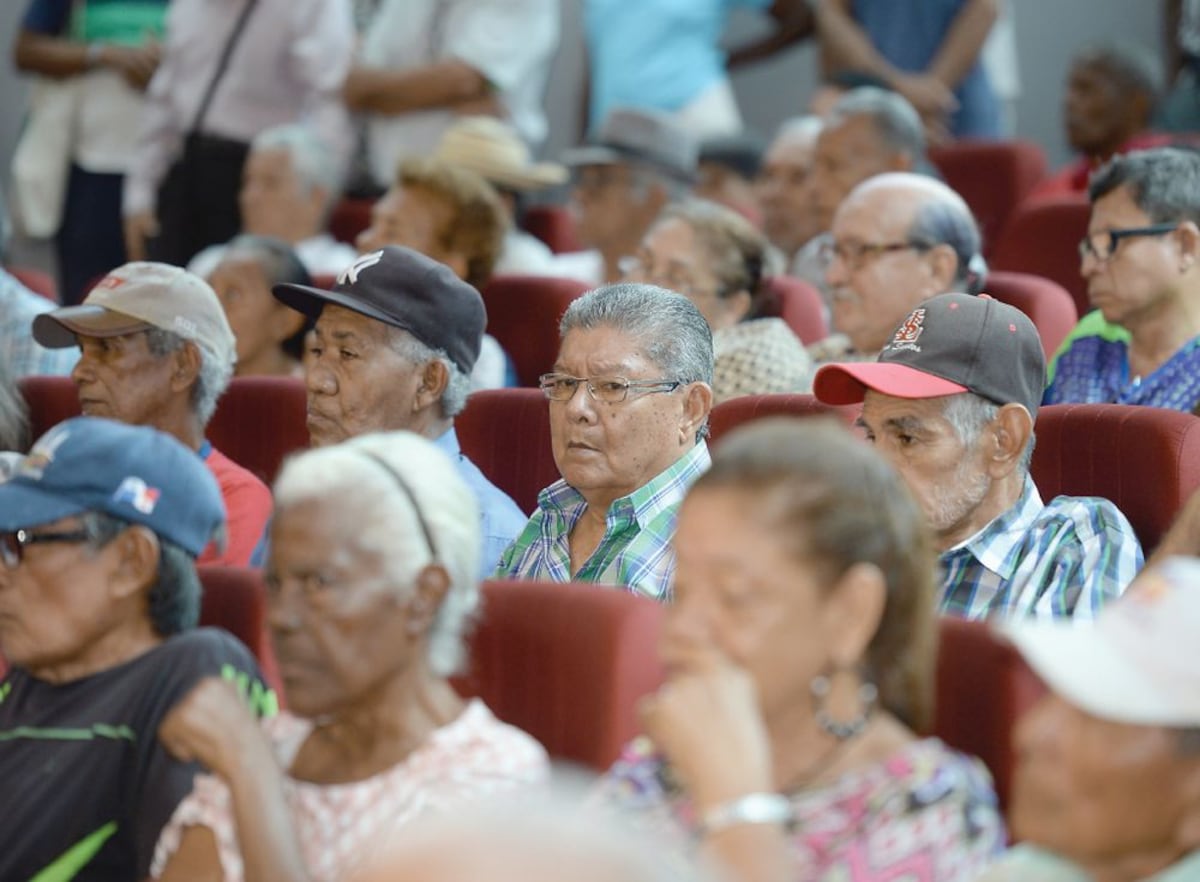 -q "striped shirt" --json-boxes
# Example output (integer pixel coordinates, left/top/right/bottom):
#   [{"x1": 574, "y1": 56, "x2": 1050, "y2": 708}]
[
  {"x1": 493, "y1": 442, "x2": 711, "y2": 601},
  {"x1": 0, "y1": 269, "x2": 78, "y2": 379},
  {"x1": 938, "y1": 476, "x2": 1142, "y2": 621}
]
